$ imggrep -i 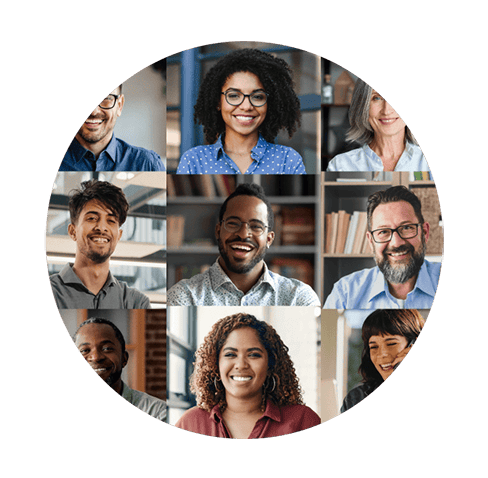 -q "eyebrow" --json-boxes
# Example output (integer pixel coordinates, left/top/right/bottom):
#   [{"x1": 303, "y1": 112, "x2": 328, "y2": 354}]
[
  {"x1": 373, "y1": 220, "x2": 418, "y2": 229},
  {"x1": 222, "y1": 346, "x2": 265, "y2": 353},
  {"x1": 224, "y1": 87, "x2": 266, "y2": 93},
  {"x1": 225, "y1": 215, "x2": 266, "y2": 225},
  {"x1": 78, "y1": 339, "x2": 116, "y2": 348}
]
